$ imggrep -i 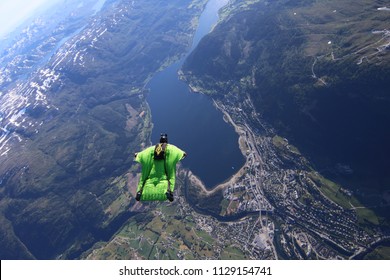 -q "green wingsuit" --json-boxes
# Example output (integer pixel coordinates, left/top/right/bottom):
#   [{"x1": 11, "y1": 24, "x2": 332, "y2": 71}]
[{"x1": 135, "y1": 144, "x2": 186, "y2": 201}]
